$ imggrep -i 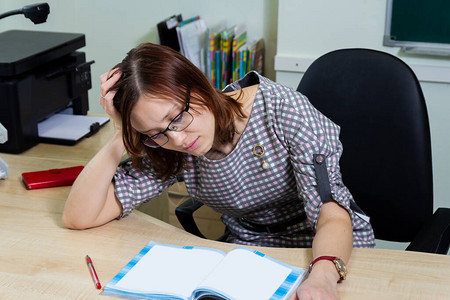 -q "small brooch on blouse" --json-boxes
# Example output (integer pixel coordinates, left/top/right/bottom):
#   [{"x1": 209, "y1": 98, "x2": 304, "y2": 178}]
[{"x1": 253, "y1": 144, "x2": 270, "y2": 170}]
